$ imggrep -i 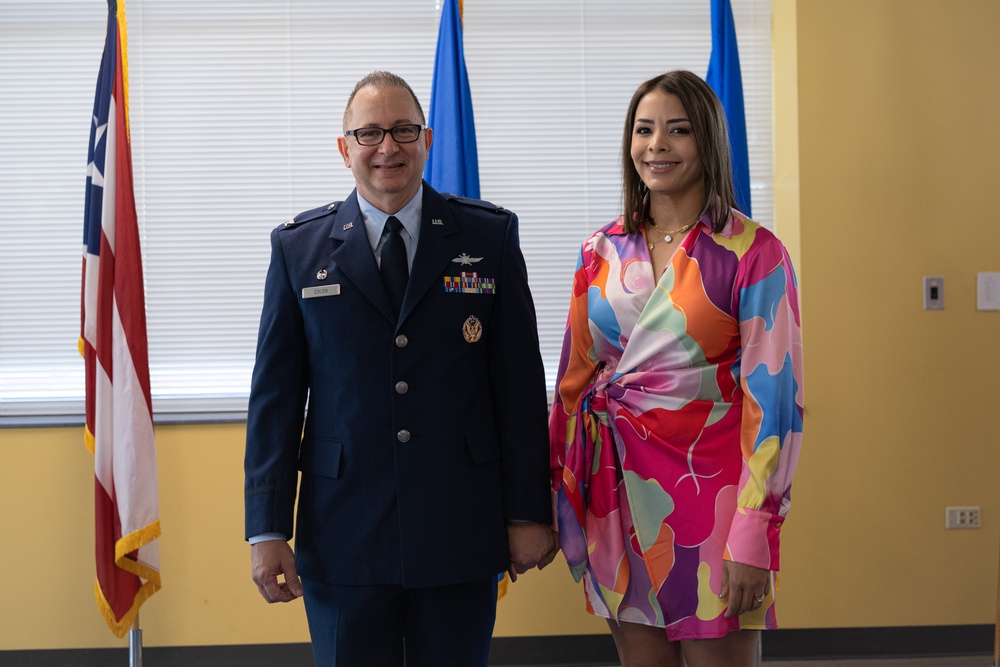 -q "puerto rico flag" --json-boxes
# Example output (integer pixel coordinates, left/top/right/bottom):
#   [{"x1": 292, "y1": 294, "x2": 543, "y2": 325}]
[{"x1": 81, "y1": 0, "x2": 161, "y2": 638}]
